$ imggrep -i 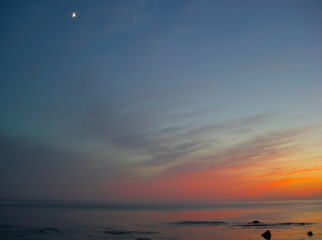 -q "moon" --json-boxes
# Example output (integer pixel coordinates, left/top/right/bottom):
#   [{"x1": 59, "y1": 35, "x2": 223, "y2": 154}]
[{"x1": 72, "y1": 12, "x2": 76, "y2": 18}]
